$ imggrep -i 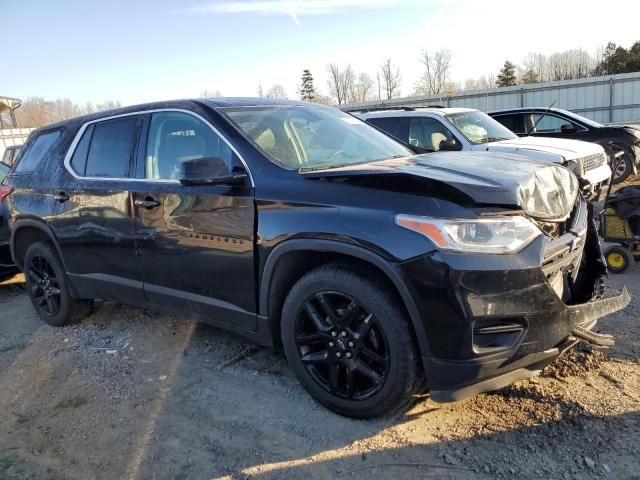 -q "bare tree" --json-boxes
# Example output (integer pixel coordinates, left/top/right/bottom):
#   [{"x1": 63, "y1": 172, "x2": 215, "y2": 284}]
[
  {"x1": 265, "y1": 84, "x2": 288, "y2": 99},
  {"x1": 415, "y1": 49, "x2": 452, "y2": 95},
  {"x1": 326, "y1": 64, "x2": 355, "y2": 105},
  {"x1": 311, "y1": 94, "x2": 334, "y2": 106},
  {"x1": 200, "y1": 89, "x2": 222, "y2": 98},
  {"x1": 380, "y1": 58, "x2": 401, "y2": 99},
  {"x1": 257, "y1": 84, "x2": 265, "y2": 98},
  {"x1": 520, "y1": 49, "x2": 596, "y2": 83},
  {"x1": 95, "y1": 100, "x2": 122, "y2": 112},
  {"x1": 15, "y1": 97, "x2": 122, "y2": 128},
  {"x1": 349, "y1": 72, "x2": 375, "y2": 103},
  {"x1": 14, "y1": 97, "x2": 52, "y2": 127},
  {"x1": 82, "y1": 102, "x2": 96, "y2": 115}
]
